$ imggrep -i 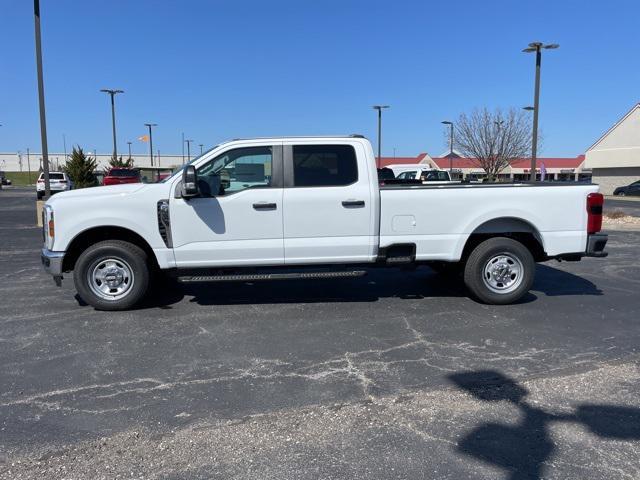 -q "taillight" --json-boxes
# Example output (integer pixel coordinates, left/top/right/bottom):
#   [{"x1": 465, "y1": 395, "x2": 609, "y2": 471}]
[
  {"x1": 587, "y1": 192, "x2": 603, "y2": 234},
  {"x1": 38, "y1": 179, "x2": 44, "y2": 183}
]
